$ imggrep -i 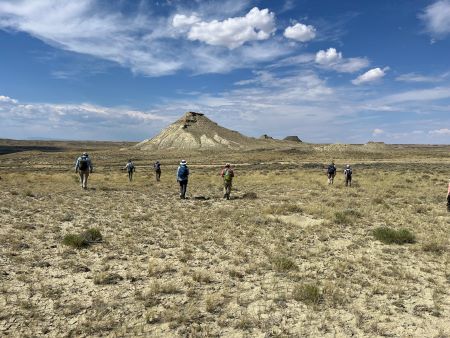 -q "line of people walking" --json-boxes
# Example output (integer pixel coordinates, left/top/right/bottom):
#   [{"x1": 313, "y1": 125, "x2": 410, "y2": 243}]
[{"x1": 74, "y1": 153, "x2": 235, "y2": 200}]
